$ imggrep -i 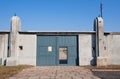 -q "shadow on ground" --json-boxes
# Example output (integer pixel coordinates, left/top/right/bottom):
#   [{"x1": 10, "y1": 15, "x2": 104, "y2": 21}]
[{"x1": 92, "y1": 71, "x2": 120, "y2": 79}]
